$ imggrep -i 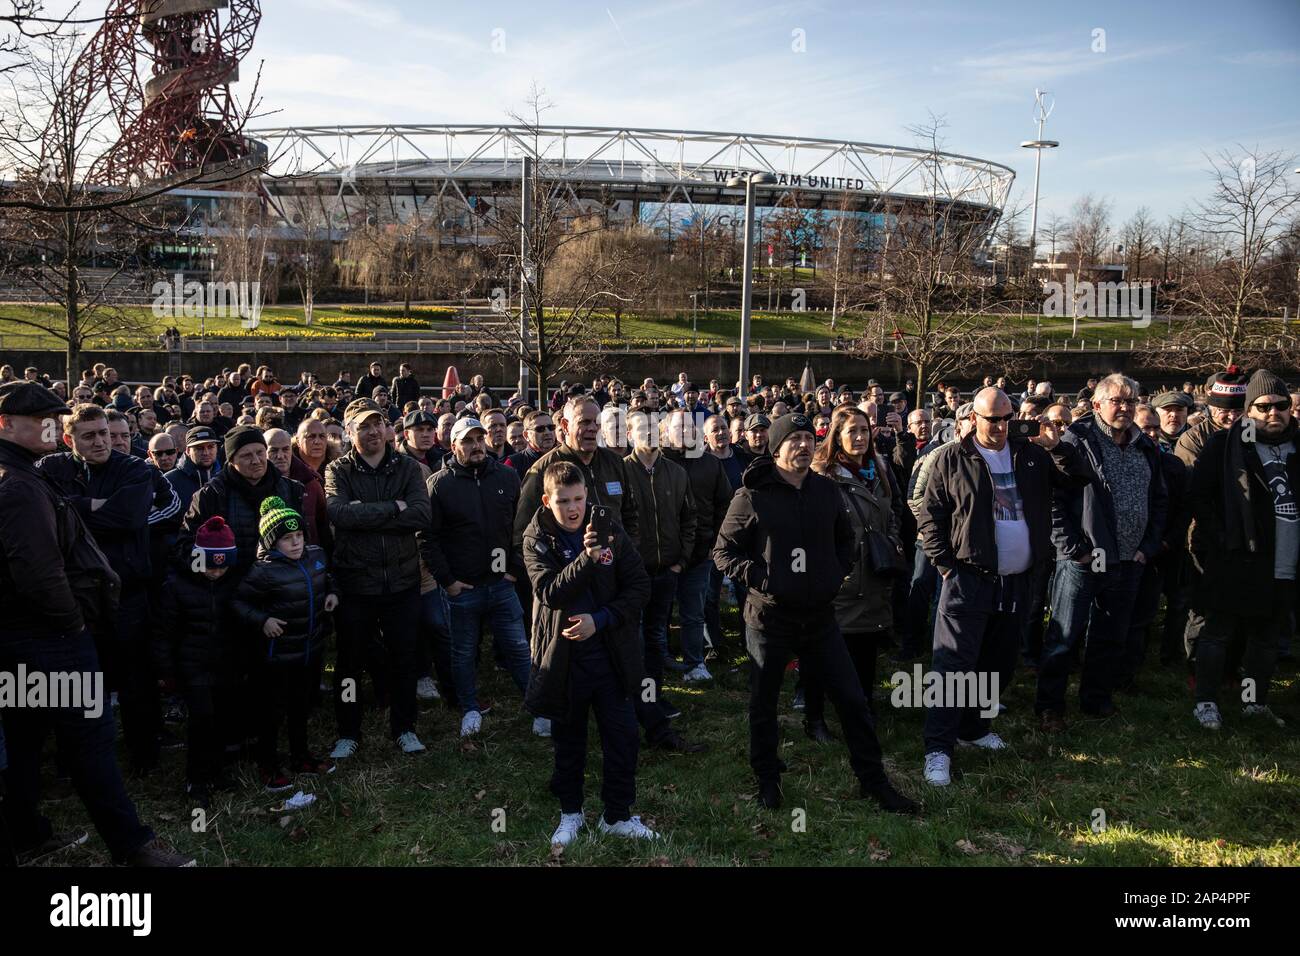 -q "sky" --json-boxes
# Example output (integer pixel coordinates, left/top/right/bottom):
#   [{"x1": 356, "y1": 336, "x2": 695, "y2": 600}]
[{"x1": 48, "y1": 0, "x2": 1300, "y2": 227}]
